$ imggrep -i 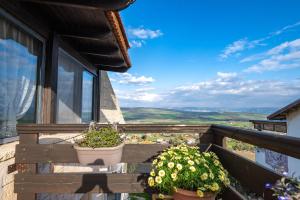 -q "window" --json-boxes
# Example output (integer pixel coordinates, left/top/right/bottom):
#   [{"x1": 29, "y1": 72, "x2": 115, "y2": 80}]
[
  {"x1": 82, "y1": 71, "x2": 94, "y2": 123},
  {"x1": 56, "y1": 49, "x2": 95, "y2": 124},
  {"x1": 0, "y1": 14, "x2": 43, "y2": 139}
]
